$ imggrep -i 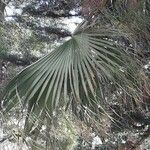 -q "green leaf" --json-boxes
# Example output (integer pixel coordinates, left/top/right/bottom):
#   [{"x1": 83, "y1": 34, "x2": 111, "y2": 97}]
[{"x1": 3, "y1": 23, "x2": 140, "y2": 132}]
